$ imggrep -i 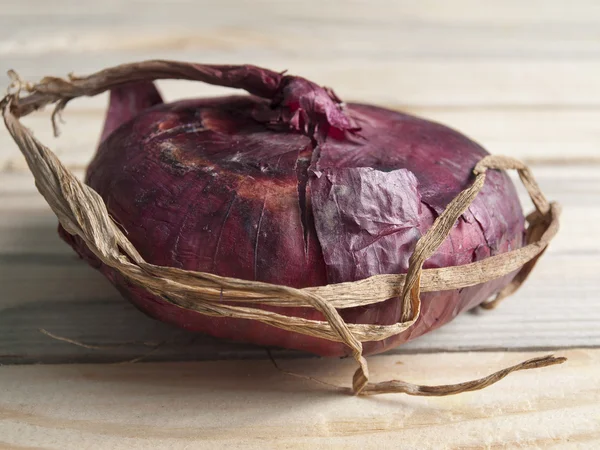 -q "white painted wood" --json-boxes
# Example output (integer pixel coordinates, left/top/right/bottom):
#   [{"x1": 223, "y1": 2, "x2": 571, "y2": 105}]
[{"x1": 0, "y1": 349, "x2": 597, "y2": 449}]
